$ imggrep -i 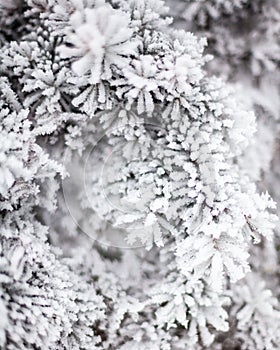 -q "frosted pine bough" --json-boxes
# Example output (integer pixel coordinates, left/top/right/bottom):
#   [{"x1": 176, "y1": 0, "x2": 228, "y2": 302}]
[
  {"x1": 169, "y1": 3, "x2": 280, "y2": 348},
  {"x1": 169, "y1": 0, "x2": 280, "y2": 185},
  {"x1": 0, "y1": 0, "x2": 279, "y2": 349}
]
